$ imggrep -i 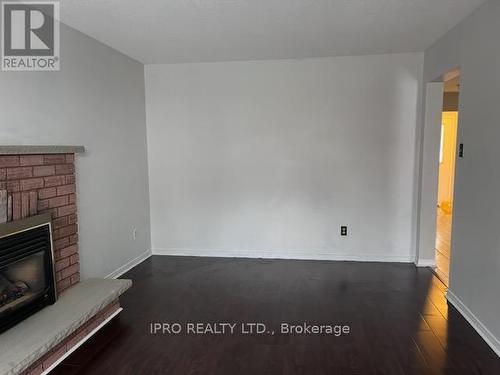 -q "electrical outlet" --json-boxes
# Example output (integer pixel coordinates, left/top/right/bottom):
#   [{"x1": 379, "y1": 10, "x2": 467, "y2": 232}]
[
  {"x1": 132, "y1": 227, "x2": 137, "y2": 240},
  {"x1": 341, "y1": 226, "x2": 348, "y2": 236}
]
